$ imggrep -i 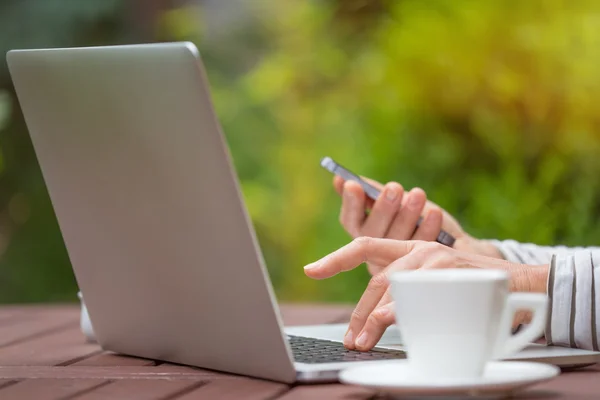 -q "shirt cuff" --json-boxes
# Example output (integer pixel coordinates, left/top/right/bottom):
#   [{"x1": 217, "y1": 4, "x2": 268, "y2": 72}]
[{"x1": 546, "y1": 250, "x2": 599, "y2": 350}]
